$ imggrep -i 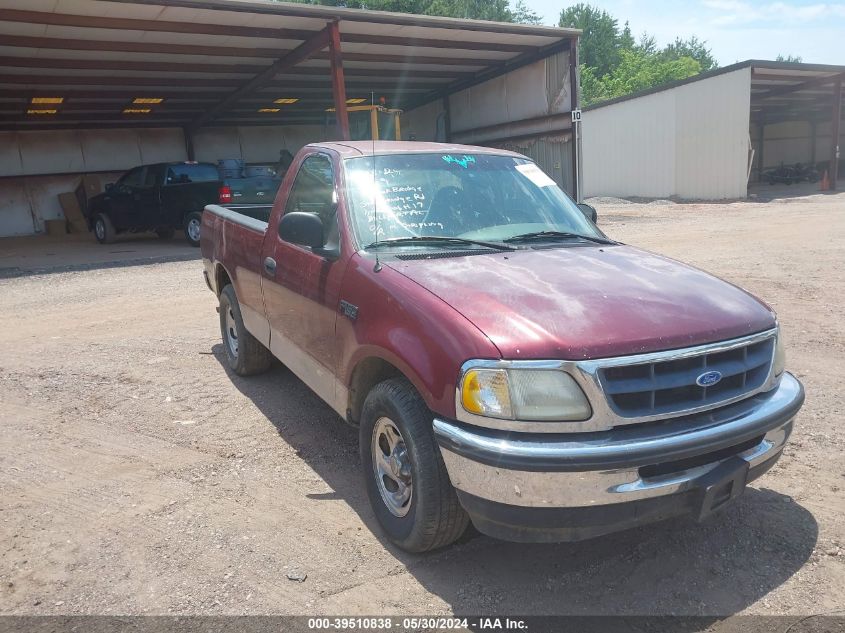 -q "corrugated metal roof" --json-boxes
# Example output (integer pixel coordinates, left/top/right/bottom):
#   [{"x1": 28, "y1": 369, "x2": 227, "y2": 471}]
[
  {"x1": 585, "y1": 59, "x2": 845, "y2": 127},
  {"x1": 0, "y1": 0, "x2": 579, "y2": 131}
]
